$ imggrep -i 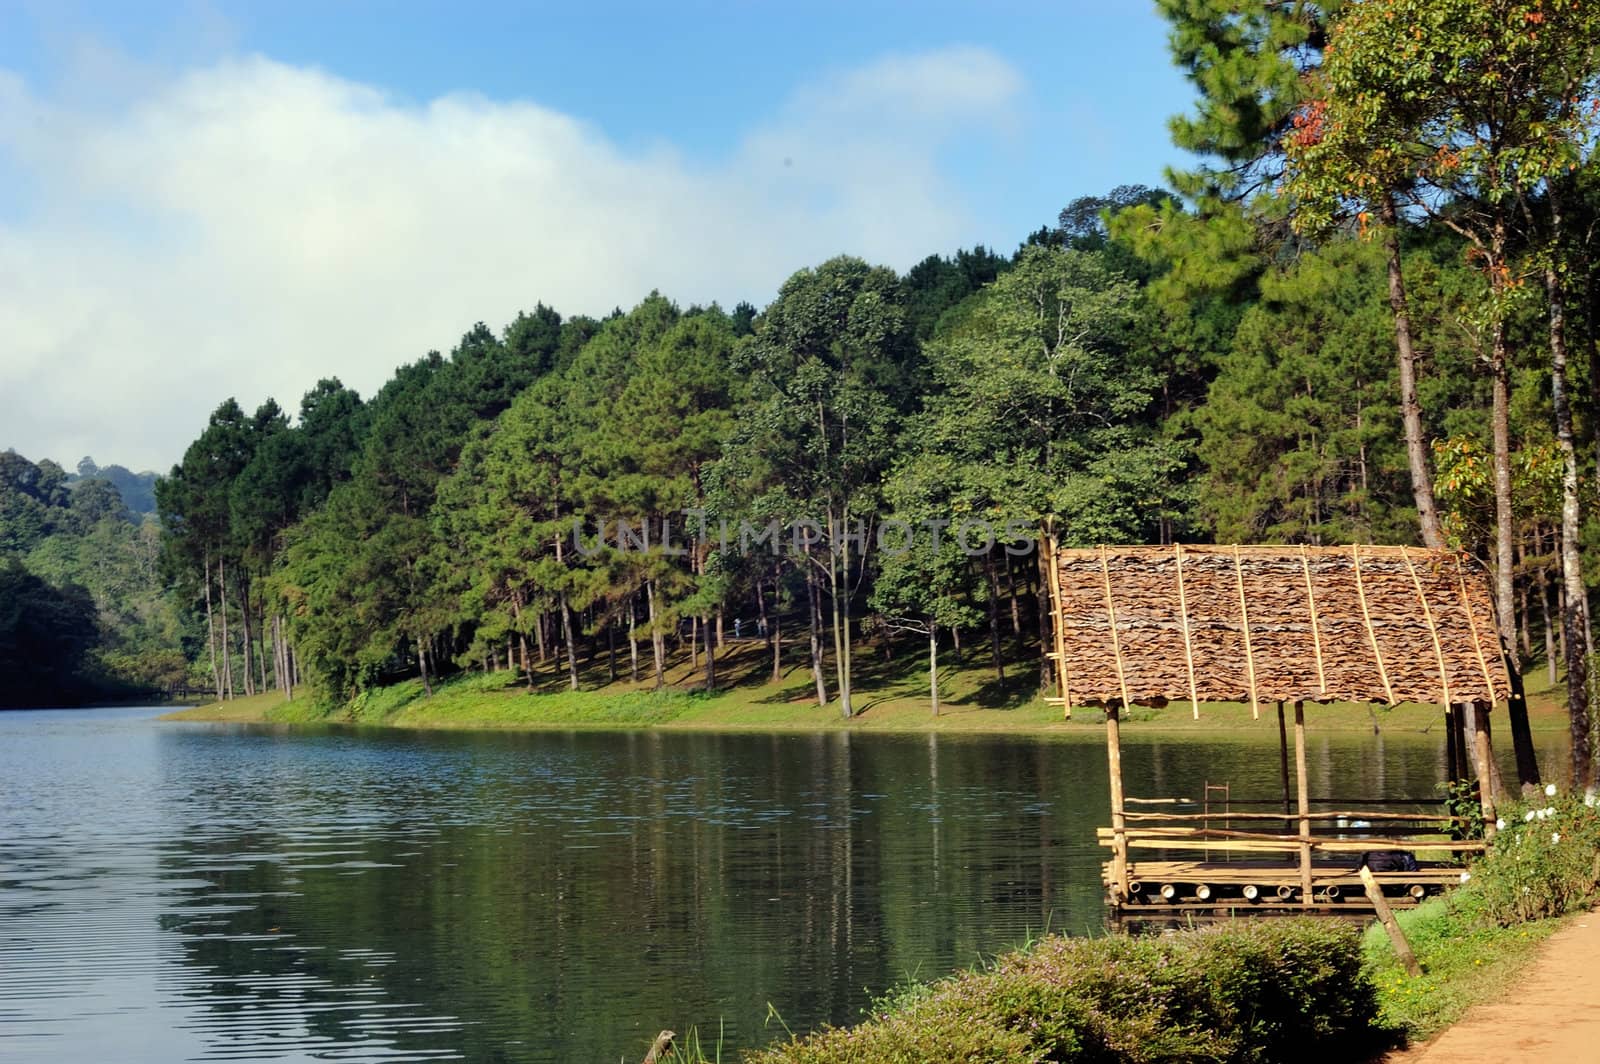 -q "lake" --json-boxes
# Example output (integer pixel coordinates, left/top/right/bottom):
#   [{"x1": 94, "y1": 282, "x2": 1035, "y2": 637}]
[{"x1": 0, "y1": 706, "x2": 1561, "y2": 1062}]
